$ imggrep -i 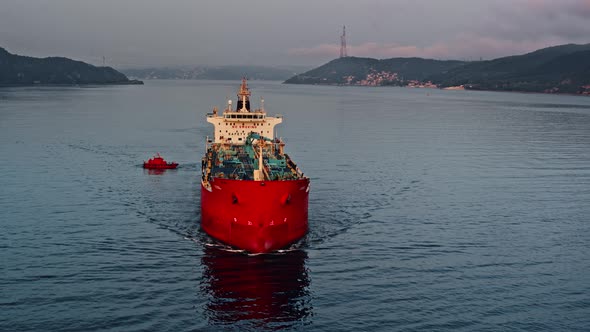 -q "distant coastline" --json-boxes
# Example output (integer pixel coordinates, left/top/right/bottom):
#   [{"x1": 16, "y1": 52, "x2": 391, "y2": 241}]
[
  {"x1": 284, "y1": 43, "x2": 590, "y2": 96},
  {"x1": 120, "y1": 65, "x2": 309, "y2": 82},
  {"x1": 0, "y1": 47, "x2": 142, "y2": 86},
  {"x1": 0, "y1": 81, "x2": 143, "y2": 88}
]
